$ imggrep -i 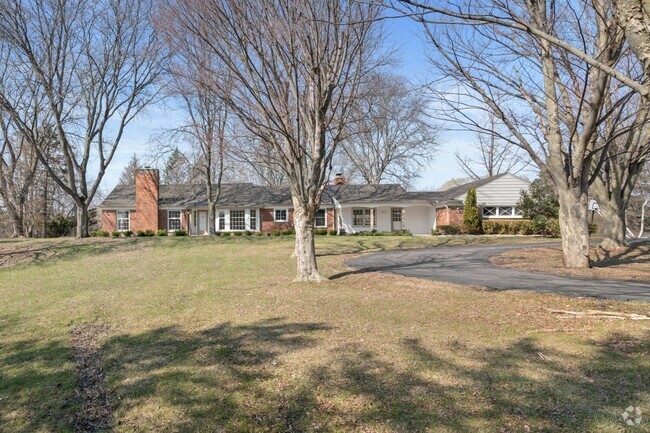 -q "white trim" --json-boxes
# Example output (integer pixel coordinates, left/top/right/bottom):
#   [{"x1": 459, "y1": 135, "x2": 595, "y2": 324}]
[
  {"x1": 274, "y1": 208, "x2": 288, "y2": 222},
  {"x1": 481, "y1": 206, "x2": 524, "y2": 219},
  {"x1": 315, "y1": 208, "x2": 327, "y2": 228},
  {"x1": 167, "y1": 210, "x2": 182, "y2": 231},
  {"x1": 116, "y1": 210, "x2": 130, "y2": 231}
]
